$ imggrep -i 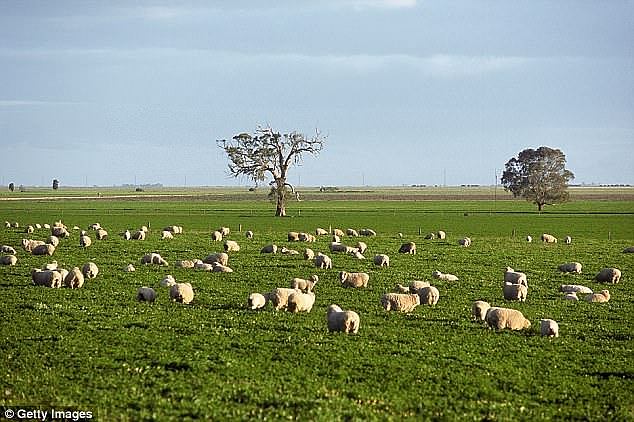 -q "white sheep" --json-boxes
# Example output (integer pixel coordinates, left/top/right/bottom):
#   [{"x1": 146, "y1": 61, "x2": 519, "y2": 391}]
[
  {"x1": 0, "y1": 255, "x2": 18, "y2": 266},
  {"x1": 211, "y1": 230, "x2": 223, "y2": 241},
  {"x1": 558, "y1": 262, "x2": 582, "y2": 274},
  {"x1": 351, "y1": 250, "x2": 365, "y2": 260},
  {"x1": 408, "y1": 280, "x2": 431, "y2": 293},
  {"x1": 373, "y1": 254, "x2": 390, "y2": 267},
  {"x1": 46, "y1": 235, "x2": 60, "y2": 247},
  {"x1": 299, "y1": 232, "x2": 316, "y2": 242},
  {"x1": 288, "y1": 231, "x2": 300, "y2": 242},
  {"x1": 22, "y1": 238, "x2": 45, "y2": 252},
  {"x1": 141, "y1": 253, "x2": 168, "y2": 266},
  {"x1": 56, "y1": 268, "x2": 69, "y2": 282},
  {"x1": 42, "y1": 261, "x2": 58, "y2": 270},
  {"x1": 355, "y1": 241, "x2": 368, "y2": 254},
  {"x1": 224, "y1": 240, "x2": 240, "y2": 252},
  {"x1": 314, "y1": 253, "x2": 332, "y2": 269},
  {"x1": 245, "y1": 230, "x2": 254, "y2": 239},
  {"x1": 432, "y1": 271, "x2": 459, "y2": 282},
  {"x1": 316, "y1": 228, "x2": 329, "y2": 236},
  {"x1": 504, "y1": 267, "x2": 528, "y2": 287},
  {"x1": 219, "y1": 227, "x2": 230, "y2": 236},
  {"x1": 380, "y1": 293, "x2": 420, "y2": 312},
  {"x1": 287, "y1": 291, "x2": 316, "y2": 313},
  {"x1": 194, "y1": 262, "x2": 214, "y2": 271},
  {"x1": 398, "y1": 242, "x2": 416, "y2": 254},
  {"x1": 35, "y1": 223, "x2": 42, "y2": 229},
  {"x1": 260, "y1": 244, "x2": 278, "y2": 254},
  {"x1": 503, "y1": 282, "x2": 528, "y2": 302},
  {"x1": 339, "y1": 271, "x2": 369, "y2": 288},
  {"x1": 212, "y1": 262, "x2": 234, "y2": 273},
  {"x1": 123, "y1": 230, "x2": 131, "y2": 240},
  {"x1": 160, "y1": 275, "x2": 176, "y2": 287},
  {"x1": 346, "y1": 228, "x2": 359, "y2": 237},
  {"x1": 485, "y1": 307, "x2": 531, "y2": 331},
  {"x1": 82, "y1": 262, "x2": 99, "y2": 279},
  {"x1": 418, "y1": 286, "x2": 440, "y2": 305},
  {"x1": 595, "y1": 268, "x2": 621, "y2": 284},
  {"x1": 137, "y1": 287, "x2": 157, "y2": 303},
  {"x1": 1, "y1": 245, "x2": 16, "y2": 255},
  {"x1": 96, "y1": 228, "x2": 108, "y2": 240},
  {"x1": 170, "y1": 283, "x2": 194, "y2": 304},
  {"x1": 161, "y1": 230, "x2": 174, "y2": 240},
  {"x1": 540, "y1": 319, "x2": 559, "y2": 338},
  {"x1": 140, "y1": 225, "x2": 149, "y2": 233},
  {"x1": 458, "y1": 237, "x2": 472, "y2": 247},
  {"x1": 247, "y1": 293, "x2": 267, "y2": 310},
  {"x1": 176, "y1": 260, "x2": 195, "y2": 268},
  {"x1": 586, "y1": 290, "x2": 610, "y2": 303},
  {"x1": 526, "y1": 235, "x2": 532, "y2": 243},
  {"x1": 472, "y1": 300, "x2": 491, "y2": 322},
  {"x1": 32, "y1": 244, "x2": 55, "y2": 256},
  {"x1": 291, "y1": 275, "x2": 319, "y2": 292},
  {"x1": 79, "y1": 231, "x2": 92, "y2": 248},
  {"x1": 333, "y1": 228, "x2": 345, "y2": 237},
  {"x1": 131, "y1": 230, "x2": 146, "y2": 240},
  {"x1": 394, "y1": 283, "x2": 410, "y2": 293},
  {"x1": 326, "y1": 304, "x2": 360, "y2": 334},
  {"x1": 332, "y1": 234, "x2": 341, "y2": 243},
  {"x1": 280, "y1": 247, "x2": 300, "y2": 255},
  {"x1": 203, "y1": 252, "x2": 229, "y2": 266},
  {"x1": 563, "y1": 292, "x2": 579, "y2": 301},
  {"x1": 89, "y1": 223, "x2": 102, "y2": 230},
  {"x1": 303, "y1": 248, "x2": 315, "y2": 260},
  {"x1": 32, "y1": 269, "x2": 62, "y2": 288},
  {"x1": 123, "y1": 264, "x2": 136, "y2": 272},
  {"x1": 560, "y1": 284, "x2": 593, "y2": 294},
  {"x1": 51, "y1": 226, "x2": 70, "y2": 238},
  {"x1": 541, "y1": 233, "x2": 557, "y2": 243},
  {"x1": 329, "y1": 242, "x2": 348, "y2": 253},
  {"x1": 25, "y1": 225, "x2": 34, "y2": 234},
  {"x1": 359, "y1": 228, "x2": 376, "y2": 237},
  {"x1": 424, "y1": 233, "x2": 436, "y2": 240},
  {"x1": 437, "y1": 230, "x2": 446, "y2": 240},
  {"x1": 564, "y1": 236, "x2": 572, "y2": 244},
  {"x1": 64, "y1": 267, "x2": 85, "y2": 289},
  {"x1": 268, "y1": 287, "x2": 302, "y2": 310}
]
